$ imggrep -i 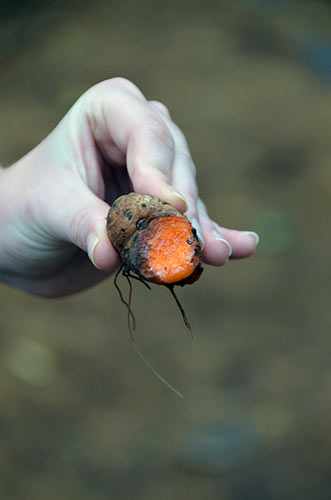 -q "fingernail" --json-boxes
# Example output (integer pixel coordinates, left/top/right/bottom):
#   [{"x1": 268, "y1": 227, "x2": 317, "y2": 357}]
[
  {"x1": 87, "y1": 233, "x2": 101, "y2": 269},
  {"x1": 244, "y1": 231, "x2": 260, "y2": 246},
  {"x1": 191, "y1": 218, "x2": 204, "y2": 249},
  {"x1": 168, "y1": 187, "x2": 188, "y2": 211},
  {"x1": 212, "y1": 222, "x2": 233, "y2": 256},
  {"x1": 212, "y1": 231, "x2": 232, "y2": 257}
]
